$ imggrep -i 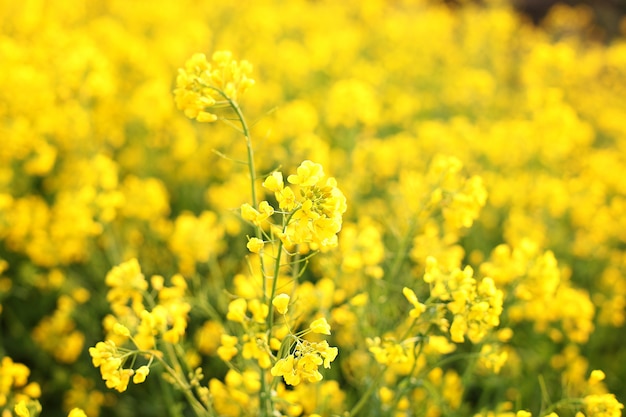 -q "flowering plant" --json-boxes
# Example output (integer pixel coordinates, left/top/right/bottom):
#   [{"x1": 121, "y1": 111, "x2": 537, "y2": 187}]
[{"x1": 0, "y1": 2, "x2": 625, "y2": 417}]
